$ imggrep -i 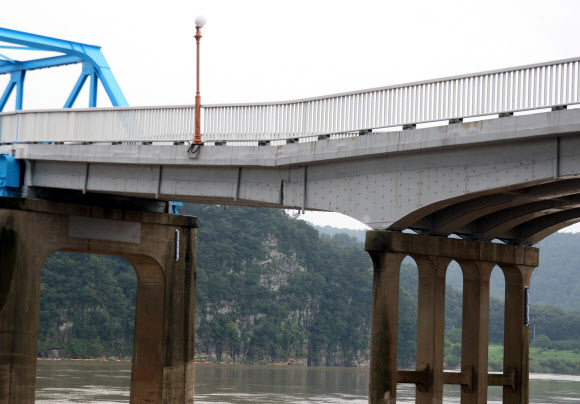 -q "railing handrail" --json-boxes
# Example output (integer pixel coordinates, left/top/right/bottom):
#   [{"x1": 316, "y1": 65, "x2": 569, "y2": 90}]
[
  {"x1": 2, "y1": 55, "x2": 579, "y2": 114},
  {"x1": 202, "y1": 56, "x2": 580, "y2": 108},
  {"x1": 1, "y1": 56, "x2": 580, "y2": 145},
  {"x1": 0, "y1": 103, "x2": 197, "y2": 117},
  {"x1": 201, "y1": 56, "x2": 580, "y2": 142}
]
